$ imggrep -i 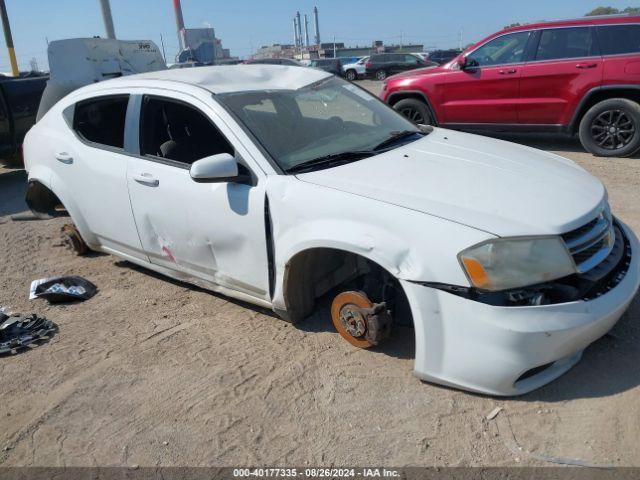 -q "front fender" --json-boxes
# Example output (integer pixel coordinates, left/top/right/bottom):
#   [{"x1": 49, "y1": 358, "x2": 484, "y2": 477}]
[{"x1": 266, "y1": 176, "x2": 493, "y2": 311}]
